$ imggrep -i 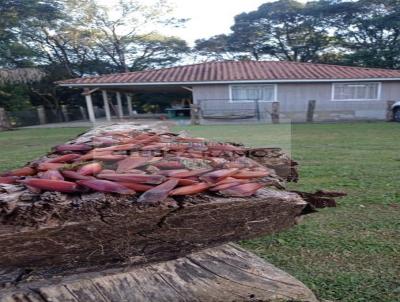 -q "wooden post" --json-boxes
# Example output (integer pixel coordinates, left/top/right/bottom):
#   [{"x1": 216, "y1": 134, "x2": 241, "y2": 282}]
[
  {"x1": 84, "y1": 89, "x2": 96, "y2": 123},
  {"x1": 37, "y1": 106, "x2": 47, "y2": 125},
  {"x1": 386, "y1": 100, "x2": 395, "y2": 121},
  {"x1": 307, "y1": 100, "x2": 316, "y2": 123},
  {"x1": 61, "y1": 105, "x2": 70, "y2": 122},
  {"x1": 255, "y1": 100, "x2": 261, "y2": 121},
  {"x1": 0, "y1": 107, "x2": 11, "y2": 130},
  {"x1": 79, "y1": 106, "x2": 88, "y2": 120},
  {"x1": 102, "y1": 90, "x2": 112, "y2": 121},
  {"x1": 271, "y1": 102, "x2": 280, "y2": 124},
  {"x1": 94, "y1": 106, "x2": 101, "y2": 119},
  {"x1": 116, "y1": 92, "x2": 124, "y2": 118},
  {"x1": 190, "y1": 104, "x2": 200, "y2": 125},
  {"x1": 126, "y1": 94, "x2": 133, "y2": 117}
]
